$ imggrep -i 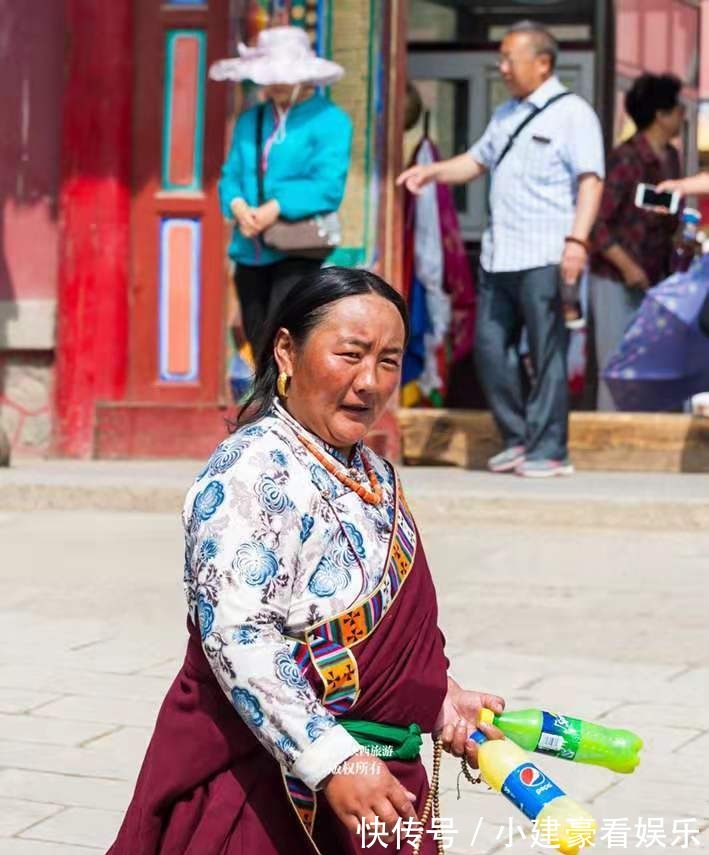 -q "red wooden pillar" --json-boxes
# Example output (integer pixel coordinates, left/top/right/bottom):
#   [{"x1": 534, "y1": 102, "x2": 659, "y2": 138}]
[{"x1": 54, "y1": 0, "x2": 132, "y2": 457}]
